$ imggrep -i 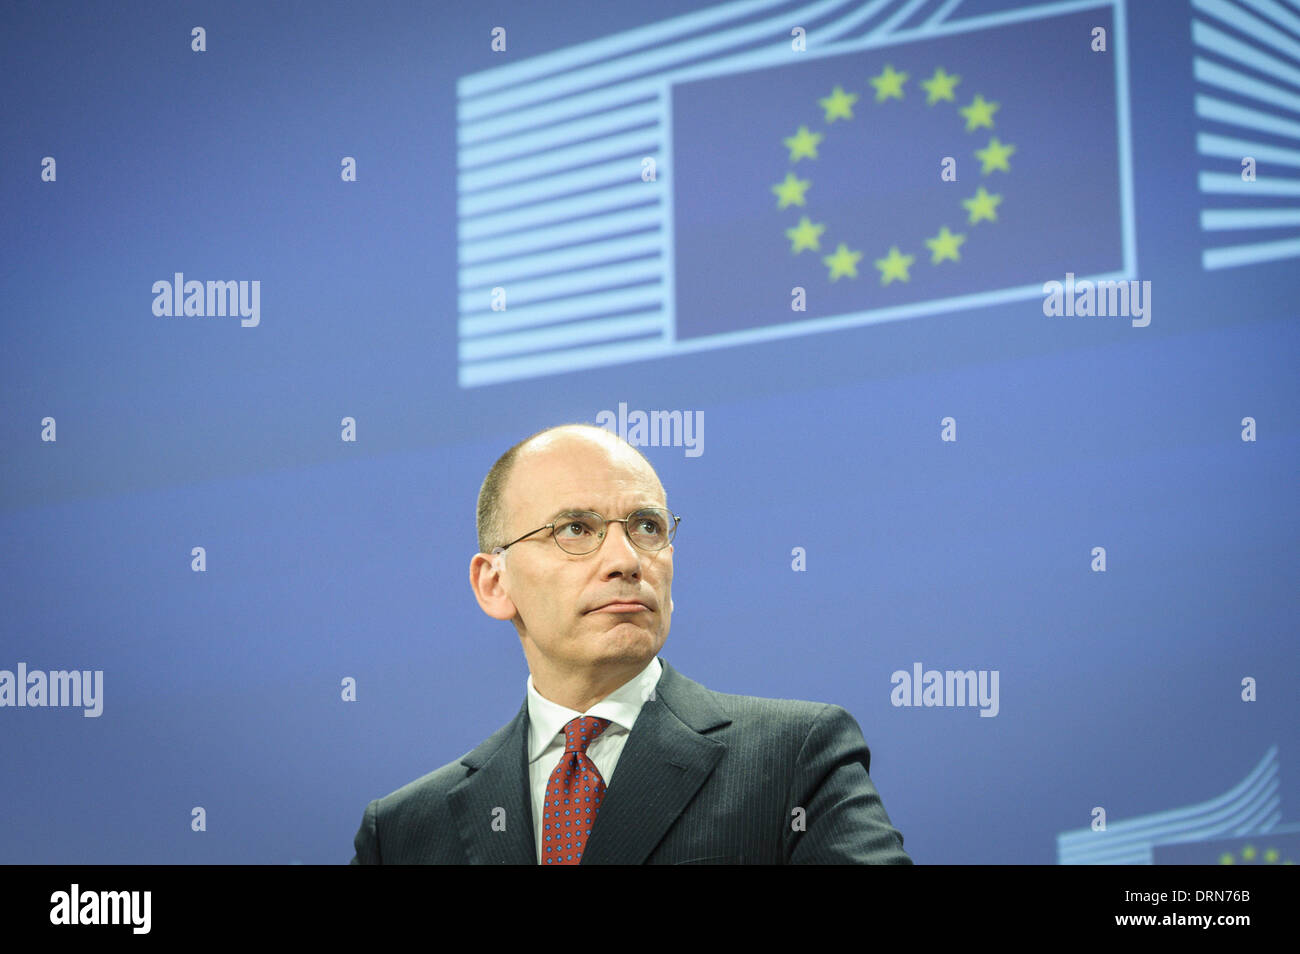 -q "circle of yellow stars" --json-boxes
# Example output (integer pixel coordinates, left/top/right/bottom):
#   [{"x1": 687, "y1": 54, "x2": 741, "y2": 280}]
[{"x1": 771, "y1": 65, "x2": 1015, "y2": 285}]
